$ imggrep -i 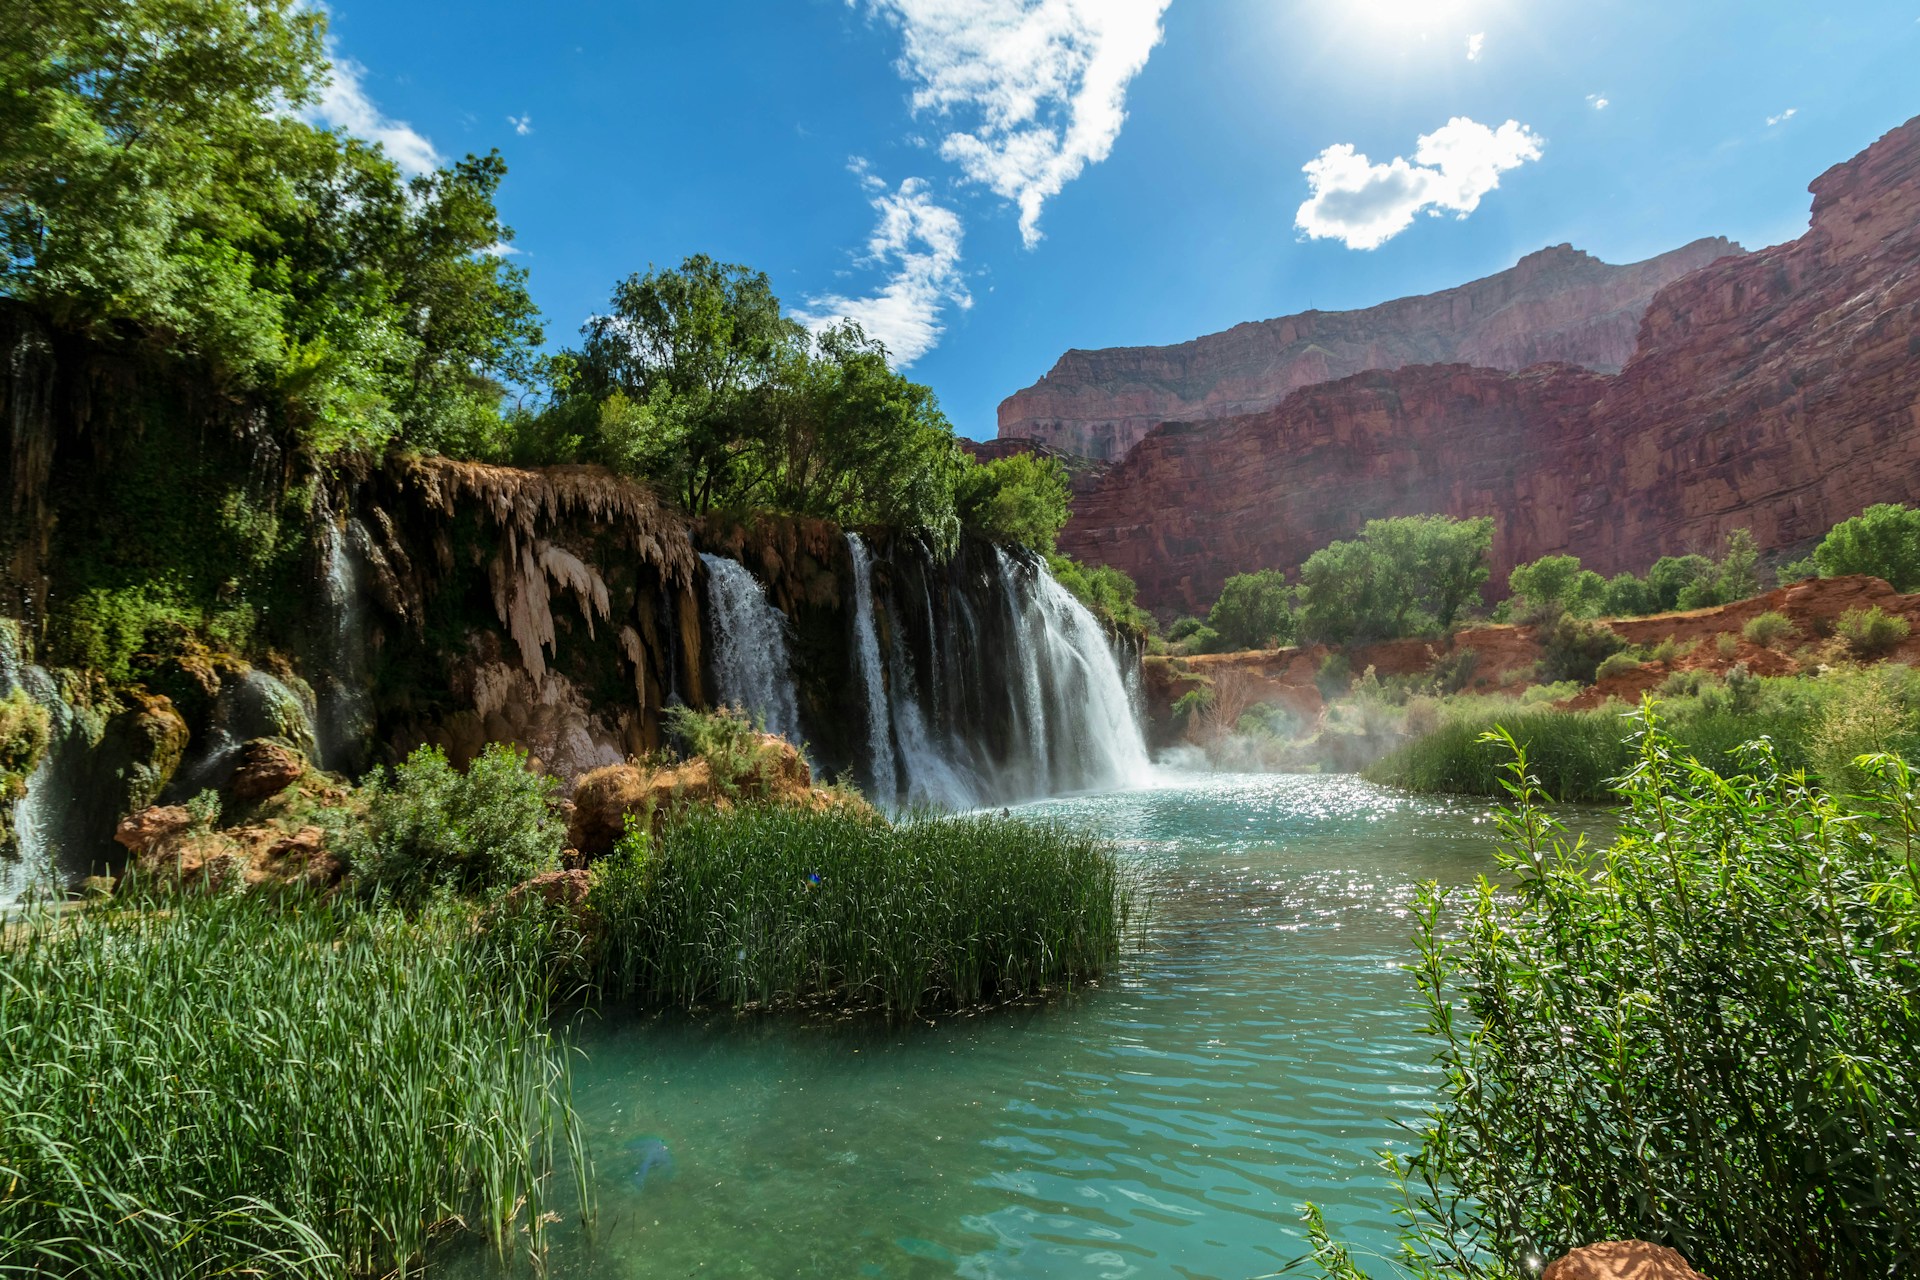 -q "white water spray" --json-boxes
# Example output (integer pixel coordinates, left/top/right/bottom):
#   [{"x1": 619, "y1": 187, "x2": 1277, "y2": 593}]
[
  {"x1": 845, "y1": 534, "x2": 898, "y2": 800},
  {"x1": 699, "y1": 553, "x2": 802, "y2": 742}
]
